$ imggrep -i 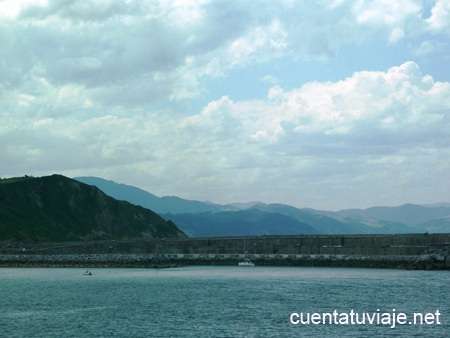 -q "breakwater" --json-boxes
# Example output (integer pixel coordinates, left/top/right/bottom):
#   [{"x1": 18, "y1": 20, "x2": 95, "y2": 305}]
[{"x1": 1, "y1": 233, "x2": 450, "y2": 269}]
